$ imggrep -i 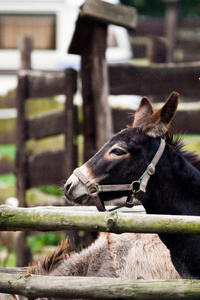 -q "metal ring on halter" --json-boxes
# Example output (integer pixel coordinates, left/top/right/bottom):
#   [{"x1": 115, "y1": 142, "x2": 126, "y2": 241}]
[
  {"x1": 87, "y1": 183, "x2": 99, "y2": 195},
  {"x1": 124, "y1": 181, "x2": 139, "y2": 208},
  {"x1": 131, "y1": 180, "x2": 141, "y2": 193}
]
